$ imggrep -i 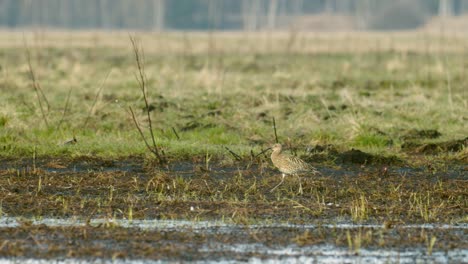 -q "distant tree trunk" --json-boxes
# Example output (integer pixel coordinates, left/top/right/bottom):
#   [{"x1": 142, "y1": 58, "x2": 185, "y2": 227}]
[
  {"x1": 1, "y1": 0, "x2": 18, "y2": 27},
  {"x1": 208, "y1": 0, "x2": 214, "y2": 29},
  {"x1": 291, "y1": 0, "x2": 304, "y2": 15},
  {"x1": 39, "y1": 0, "x2": 47, "y2": 26},
  {"x1": 461, "y1": 0, "x2": 468, "y2": 13},
  {"x1": 96, "y1": 0, "x2": 102, "y2": 28},
  {"x1": 277, "y1": 0, "x2": 287, "y2": 28},
  {"x1": 122, "y1": 0, "x2": 134, "y2": 29},
  {"x1": 153, "y1": 0, "x2": 165, "y2": 31},
  {"x1": 252, "y1": 0, "x2": 261, "y2": 30},
  {"x1": 84, "y1": 0, "x2": 96, "y2": 27},
  {"x1": 355, "y1": 0, "x2": 370, "y2": 29},
  {"x1": 100, "y1": 0, "x2": 112, "y2": 29},
  {"x1": 207, "y1": 0, "x2": 222, "y2": 30},
  {"x1": 242, "y1": 0, "x2": 260, "y2": 31},
  {"x1": 336, "y1": 0, "x2": 352, "y2": 14},
  {"x1": 324, "y1": 0, "x2": 335, "y2": 14},
  {"x1": 0, "y1": 1, "x2": 6, "y2": 25},
  {"x1": 439, "y1": 0, "x2": 453, "y2": 16},
  {"x1": 18, "y1": 0, "x2": 28, "y2": 27},
  {"x1": 30, "y1": 0, "x2": 39, "y2": 26},
  {"x1": 267, "y1": 0, "x2": 278, "y2": 30},
  {"x1": 242, "y1": 0, "x2": 248, "y2": 30}
]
